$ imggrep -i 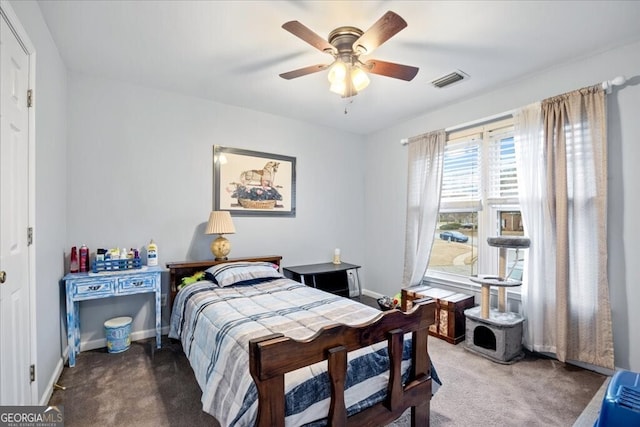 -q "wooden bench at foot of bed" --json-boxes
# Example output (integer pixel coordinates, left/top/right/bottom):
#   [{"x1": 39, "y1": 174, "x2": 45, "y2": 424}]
[{"x1": 249, "y1": 298, "x2": 436, "y2": 427}]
